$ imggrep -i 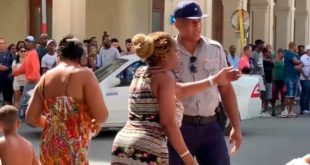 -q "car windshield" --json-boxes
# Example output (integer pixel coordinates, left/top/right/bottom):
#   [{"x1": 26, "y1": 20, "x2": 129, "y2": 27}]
[{"x1": 95, "y1": 58, "x2": 128, "y2": 82}]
